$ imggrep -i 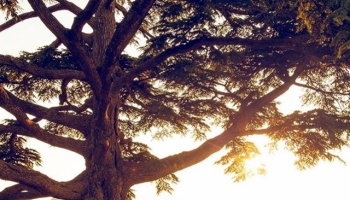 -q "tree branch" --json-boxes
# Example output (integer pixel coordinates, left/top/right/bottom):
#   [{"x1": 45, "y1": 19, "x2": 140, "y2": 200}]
[
  {"x1": 0, "y1": 86, "x2": 89, "y2": 156},
  {"x1": 236, "y1": 64, "x2": 305, "y2": 122},
  {"x1": 27, "y1": 0, "x2": 102, "y2": 95},
  {"x1": 0, "y1": 4, "x2": 64, "y2": 32},
  {"x1": 115, "y1": 2, "x2": 153, "y2": 39},
  {"x1": 49, "y1": 99, "x2": 93, "y2": 114},
  {"x1": 0, "y1": 124, "x2": 88, "y2": 156},
  {"x1": 0, "y1": 1, "x2": 85, "y2": 33},
  {"x1": 115, "y1": 2, "x2": 128, "y2": 14},
  {"x1": 225, "y1": 4, "x2": 261, "y2": 16},
  {"x1": 294, "y1": 81, "x2": 350, "y2": 95},
  {"x1": 55, "y1": 0, "x2": 85, "y2": 18},
  {"x1": 125, "y1": 64, "x2": 306, "y2": 184},
  {"x1": 48, "y1": 32, "x2": 94, "y2": 49},
  {"x1": 0, "y1": 184, "x2": 47, "y2": 200},
  {"x1": 0, "y1": 55, "x2": 86, "y2": 80},
  {"x1": 215, "y1": 6, "x2": 241, "y2": 31},
  {"x1": 104, "y1": 0, "x2": 156, "y2": 68},
  {"x1": 27, "y1": 0, "x2": 69, "y2": 45},
  {"x1": 125, "y1": 126, "x2": 235, "y2": 185},
  {"x1": 0, "y1": 86, "x2": 90, "y2": 134},
  {"x1": 119, "y1": 36, "x2": 307, "y2": 84},
  {"x1": 70, "y1": 0, "x2": 101, "y2": 34},
  {"x1": 0, "y1": 161, "x2": 84, "y2": 199}
]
